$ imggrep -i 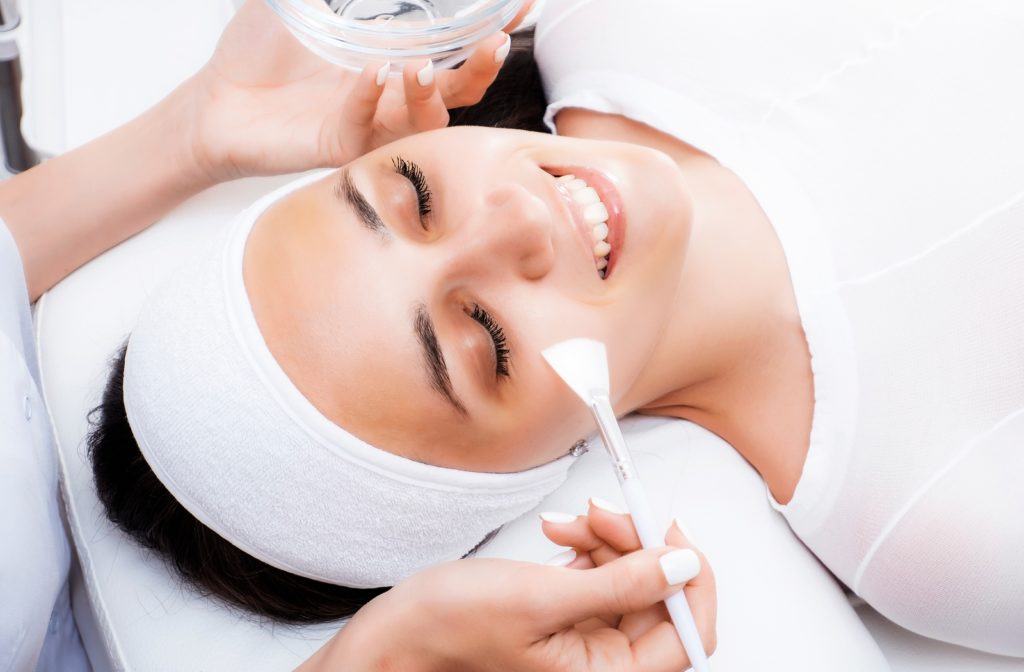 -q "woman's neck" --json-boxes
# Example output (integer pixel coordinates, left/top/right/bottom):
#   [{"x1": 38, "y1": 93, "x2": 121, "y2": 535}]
[{"x1": 556, "y1": 109, "x2": 814, "y2": 503}]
